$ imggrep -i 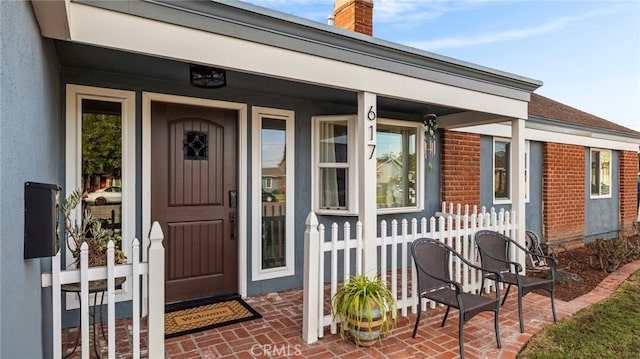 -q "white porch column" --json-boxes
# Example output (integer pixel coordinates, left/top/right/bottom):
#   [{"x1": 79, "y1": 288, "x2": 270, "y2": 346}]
[
  {"x1": 512, "y1": 118, "x2": 526, "y2": 266},
  {"x1": 357, "y1": 92, "x2": 378, "y2": 277}
]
